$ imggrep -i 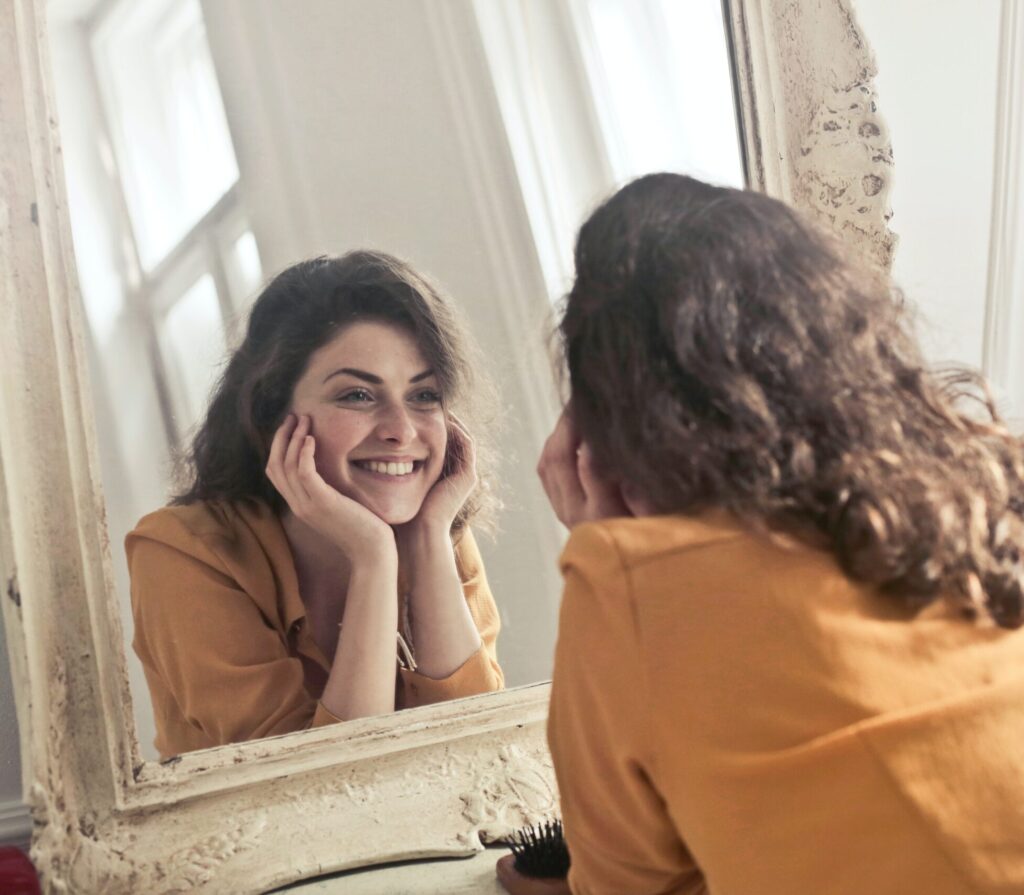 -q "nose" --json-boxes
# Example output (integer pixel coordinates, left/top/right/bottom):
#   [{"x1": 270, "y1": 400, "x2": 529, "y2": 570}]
[{"x1": 374, "y1": 401, "x2": 417, "y2": 445}]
